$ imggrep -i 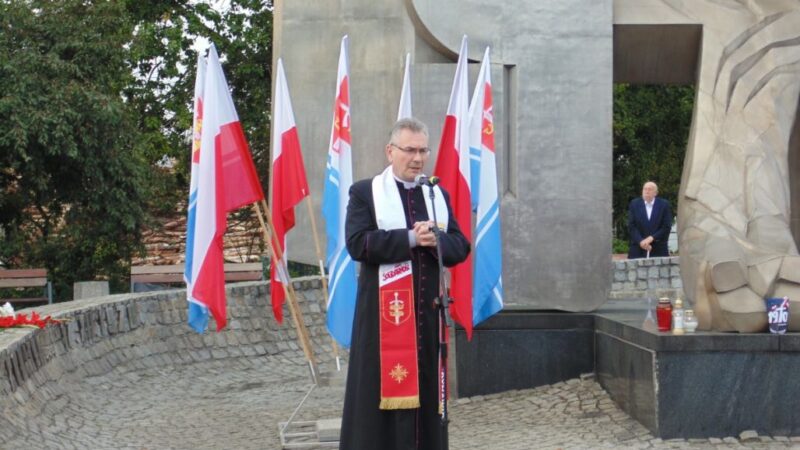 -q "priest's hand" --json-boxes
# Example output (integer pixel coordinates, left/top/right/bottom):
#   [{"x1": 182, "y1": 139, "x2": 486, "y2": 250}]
[{"x1": 413, "y1": 221, "x2": 437, "y2": 247}]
